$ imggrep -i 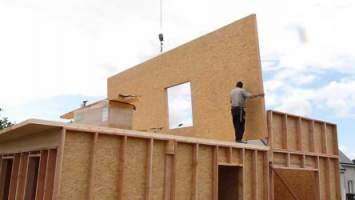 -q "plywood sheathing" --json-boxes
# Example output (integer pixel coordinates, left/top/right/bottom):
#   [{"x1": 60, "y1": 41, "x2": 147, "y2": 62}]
[
  {"x1": 267, "y1": 110, "x2": 341, "y2": 200},
  {"x1": 55, "y1": 125, "x2": 267, "y2": 199},
  {"x1": 108, "y1": 14, "x2": 267, "y2": 141}
]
